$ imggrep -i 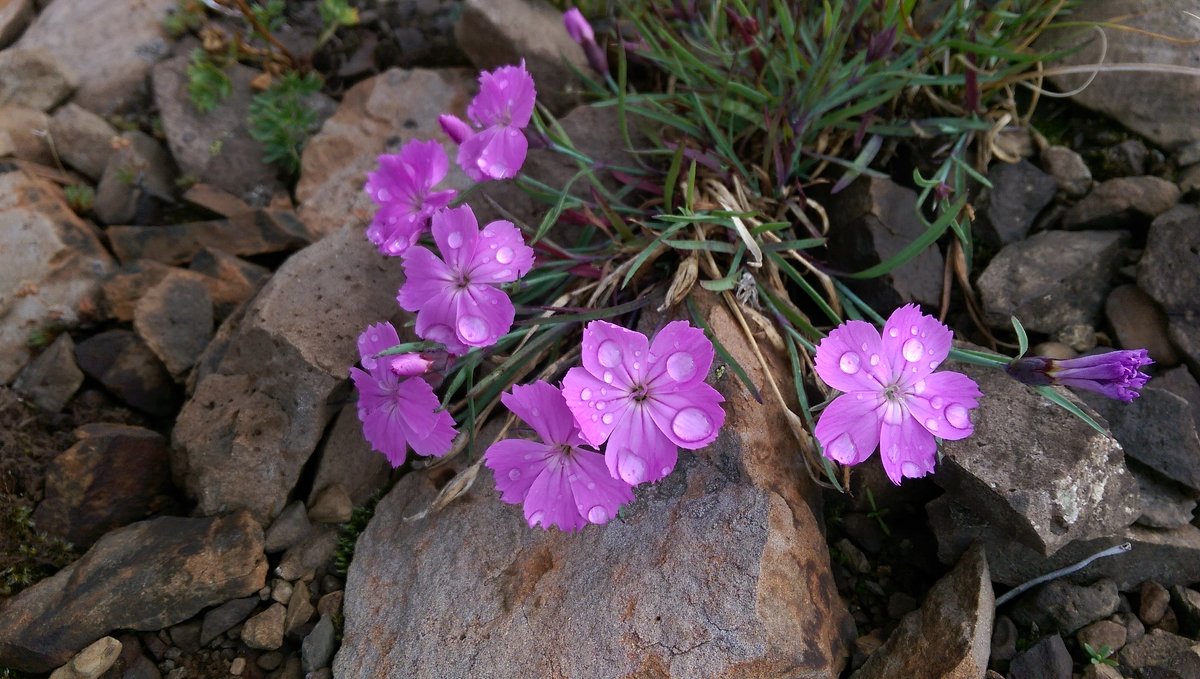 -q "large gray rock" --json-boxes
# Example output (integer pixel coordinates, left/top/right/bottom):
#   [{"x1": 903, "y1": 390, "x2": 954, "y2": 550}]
[
  {"x1": 1139, "y1": 206, "x2": 1200, "y2": 318},
  {"x1": 172, "y1": 224, "x2": 407, "y2": 524},
  {"x1": 335, "y1": 297, "x2": 855, "y2": 679},
  {"x1": 937, "y1": 364, "x2": 1139, "y2": 556},
  {"x1": 1081, "y1": 387, "x2": 1200, "y2": 492},
  {"x1": 49, "y1": 103, "x2": 119, "y2": 180},
  {"x1": 1063, "y1": 176, "x2": 1180, "y2": 230},
  {"x1": 0, "y1": 512, "x2": 266, "y2": 673},
  {"x1": 1129, "y1": 463, "x2": 1197, "y2": 529},
  {"x1": 306, "y1": 405, "x2": 392, "y2": 508},
  {"x1": 93, "y1": 130, "x2": 177, "y2": 226},
  {"x1": 1010, "y1": 579, "x2": 1120, "y2": 635},
  {"x1": 0, "y1": 170, "x2": 113, "y2": 384},
  {"x1": 107, "y1": 212, "x2": 308, "y2": 265},
  {"x1": 132, "y1": 270, "x2": 214, "y2": 378},
  {"x1": 74, "y1": 330, "x2": 177, "y2": 417},
  {"x1": 974, "y1": 159, "x2": 1057, "y2": 246},
  {"x1": 977, "y1": 229, "x2": 1127, "y2": 334},
  {"x1": 296, "y1": 67, "x2": 474, "y2": 241},
  {"x1": 851, "y1": 544, "x2": 992, "y2": 679},
  {"x1": 1041, "y1": 0, "x2": 1200, "y2": 148},
  {"x1": 0, "y1": 0, "x2": 33, "y2": 48},
  {"x1": 0, "y1": 48, "x2": 74, "y2": 111},
  {"x1": 12, "y1": 333, "x2": 83, "y2": 411},
  {"x1": 0, "y1": 105, "x2": 52, "y2": 163},
  {"x1": 15, "y1": 0, "x2": 175, "y2": 114},
  {"x1": 1105, "y1": 284, "x2": 1180, "y2": 367}
]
